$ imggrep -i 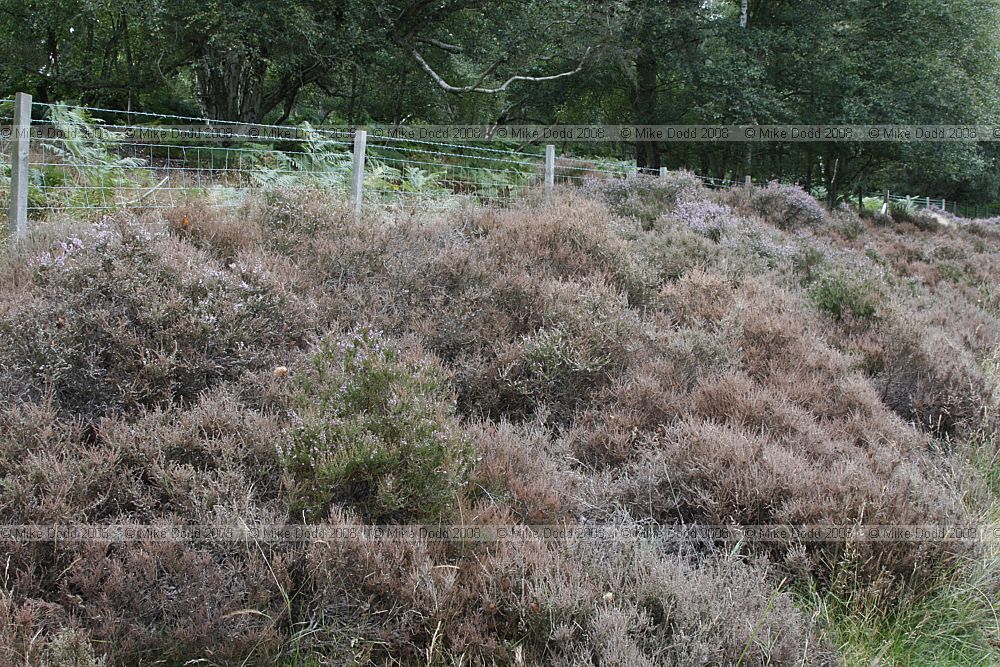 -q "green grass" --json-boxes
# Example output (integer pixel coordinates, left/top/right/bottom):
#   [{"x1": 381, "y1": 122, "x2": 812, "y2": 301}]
[
  {"x1": 802, "y1": 552, "x2": 999, "y2": 666},
  {"x1": 805, "y1": 416, "x2": 1000, "y2": 666}
]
